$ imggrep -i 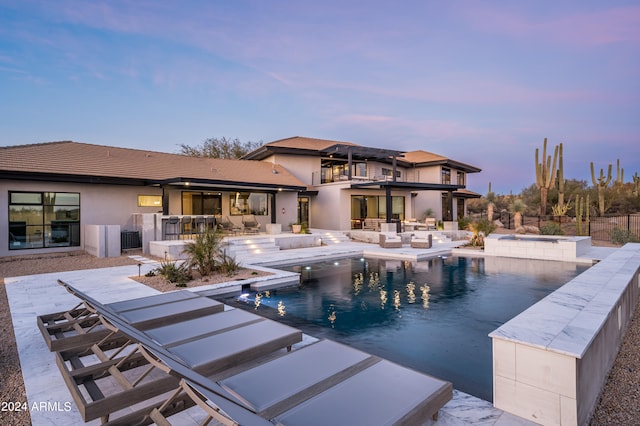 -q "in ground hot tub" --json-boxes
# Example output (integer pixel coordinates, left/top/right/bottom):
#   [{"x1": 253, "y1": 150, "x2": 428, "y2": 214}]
[{"x1": 484, "y1": 234, "x2": 591, "y2": 261}]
